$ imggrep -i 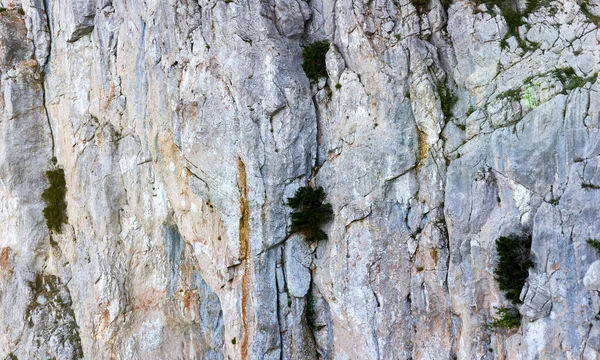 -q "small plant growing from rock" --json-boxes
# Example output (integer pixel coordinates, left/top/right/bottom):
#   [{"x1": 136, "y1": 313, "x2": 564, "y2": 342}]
[
  {"x1": 42, "y1": 167, "x2": 68, "y2": 233},
  {"x1": 287, "y1": 186, "x2": 333, "y2": 242},
  {"x1": 437, "y1": 80, "x2": 458, "y2": 120},
  {"x1": 497, "y1": 88, "x2": 521, "y2": 101},
  {"x1": 494, "y1": 235, "x2": 533, "y2": 304},
  {"x1": 411, "y1": 0, "x2": 429, "y2": 13},
  {"x1": 587, "y1": 239, "x2": 600, "y2": 255},
  {"x1": 581, "y1": 1, "x2": 600, "y2": 25},
  {"x1": 486, "y1": 306, "x2": 521, "y2": 331},
  {"x1": 476, "y1": 0, "x2": 550, "y2": 50},
  {"x1": 301, "y1": 40, "x2": 330, "y2": 84},
  {"x1": 582, "y1": 182, "x2": 600, "y2": 190}
]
